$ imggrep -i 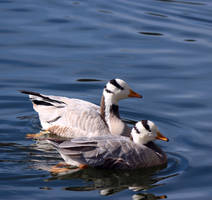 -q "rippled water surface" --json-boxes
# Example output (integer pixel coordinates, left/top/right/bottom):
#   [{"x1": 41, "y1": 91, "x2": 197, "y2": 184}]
[{"x1": 1, "y1": 0, "x2": 212, "y2": 199}]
